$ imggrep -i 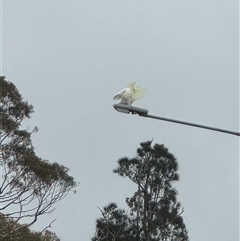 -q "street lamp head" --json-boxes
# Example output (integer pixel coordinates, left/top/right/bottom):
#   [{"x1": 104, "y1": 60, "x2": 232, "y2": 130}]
[{"x1": 113, "y1": 103, "x2": 148, "y2": 115}]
